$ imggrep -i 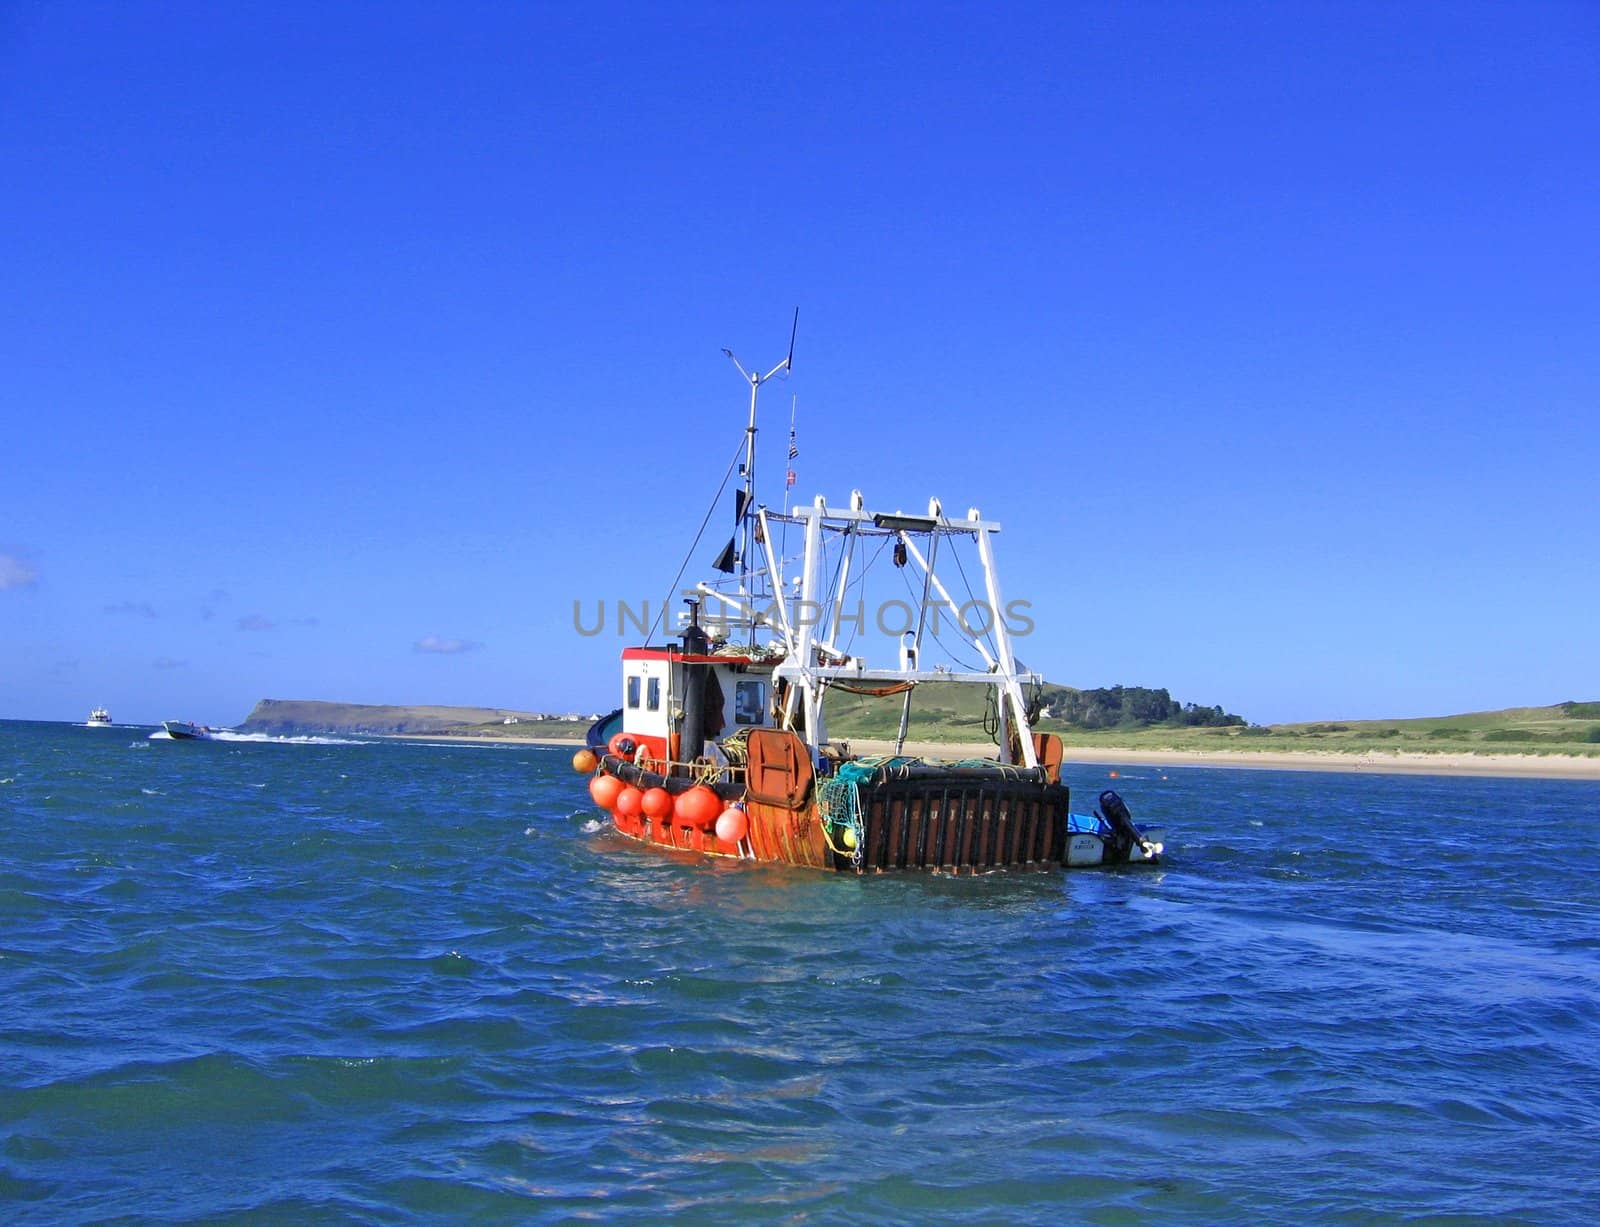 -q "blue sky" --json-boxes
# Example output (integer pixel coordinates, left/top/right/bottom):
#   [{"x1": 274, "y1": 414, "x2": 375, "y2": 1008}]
[{"x1": 3, "y1": 1, "x2": 1596, "y2": 727}]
